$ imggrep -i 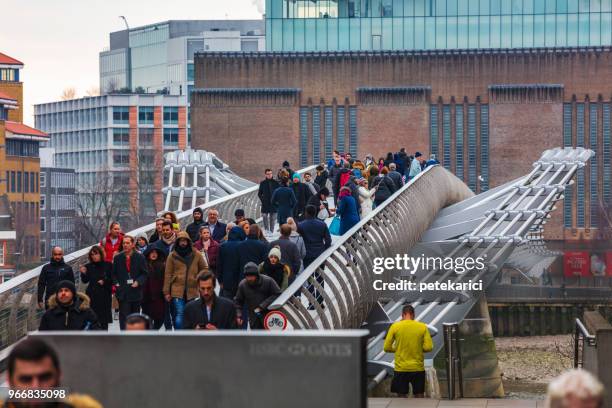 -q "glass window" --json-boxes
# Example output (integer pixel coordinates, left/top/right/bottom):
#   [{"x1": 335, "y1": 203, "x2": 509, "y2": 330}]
[
  {"x1": 187, "y1": 63, "x2": 195, "y2": 81},
  {"x1": 24, "y1": 172, "x2": 29, "y2": 193},
  {"x1": 163, "y1": 128, "x2": 179, "y2": 146},
  {"x1": 139, "y1": 128, "x2": 154, "y2": 146},
  {"x1": 112, "y1": 106, "x2": 129, "y2": 124},
  {"x1": 138, "y1": 106, "x2": 154, "y2": 124},
  {"x1": 113, "y1": 128, "x2": 130, "y2": 145},
  {"x1": 40, "y1": 195, "x2": 46, "y2": 210},
  {"x1": 16, "y1": 172, "x2": 21, "y2": 193},
  {"x1": 163, "y1": 107, "x2": 178, "y2": 124},
  {"x1": 10, "y1": 171, "x2": 15, "y2": 193},
  {"x1": 113, "y1": 151, "x2": 130, "y2": 166},
  {"x1": 40, "y1": 218, "x2": 46, "y2": 233},
  {"x1": 30, "y1": 172, "x2": 35, "y2": 193}
]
